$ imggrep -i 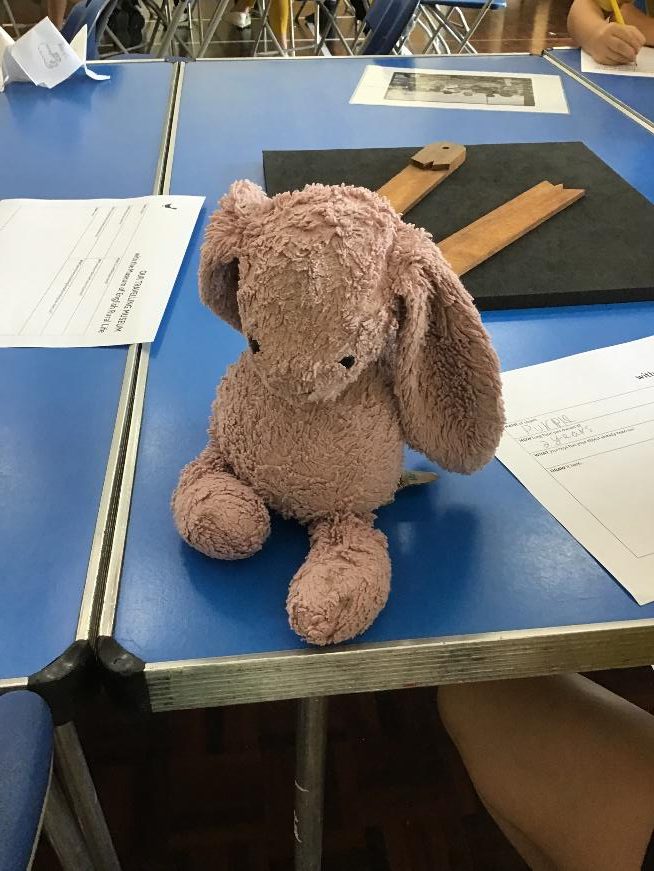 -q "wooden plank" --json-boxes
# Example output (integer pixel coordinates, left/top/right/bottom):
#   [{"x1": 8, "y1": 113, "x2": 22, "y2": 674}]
[
  {"x1": 438, "y1": 182, "x2": 585, "y2": 276},
  {"x1": 377, "y1": 142, "x2": 466, "y2": 215},
  {"x1": 378, "y1": 165, "x2": 451, "y2": 215}
]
